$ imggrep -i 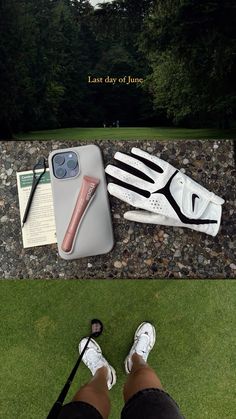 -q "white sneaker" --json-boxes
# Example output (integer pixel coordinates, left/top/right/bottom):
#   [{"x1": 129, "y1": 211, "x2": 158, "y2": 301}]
[
  {"x1": 79, "y1": 338, "x2": 116, "y2": 390},
  {"x1": 125, "y1": 322, "x2": 156, "y2": 373}
]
